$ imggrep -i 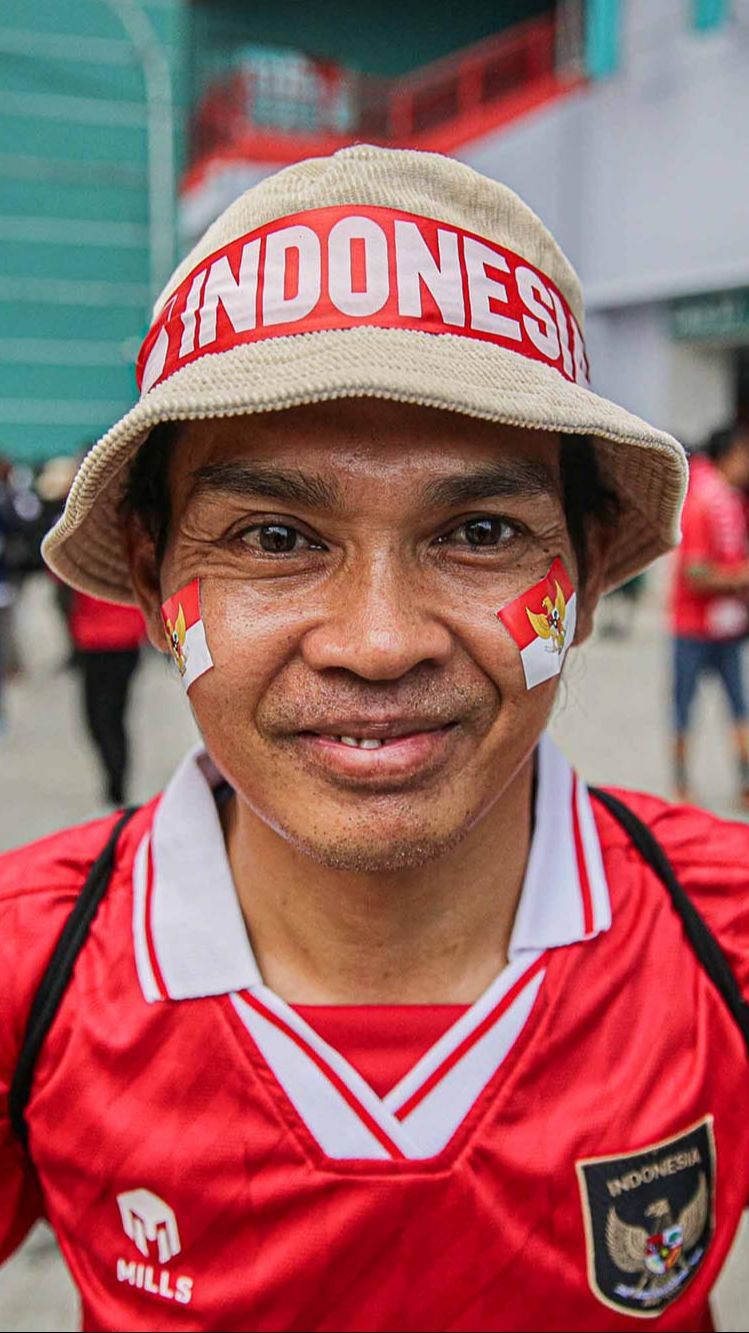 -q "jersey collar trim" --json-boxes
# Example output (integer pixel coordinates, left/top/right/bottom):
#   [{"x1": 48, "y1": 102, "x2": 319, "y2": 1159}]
[
  {"x1": 132, "y1": 732, "x2": 610, "y2": 1005},
  {"x1": 509, "y1": 733, "x2": 611, "y2": 955},
  {"x1": 229, "y1": 951, "x2": 548, "y2": 1160},
  {"x1": 133, "y1": 747, "x2": 261, "y2": 1003}
]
